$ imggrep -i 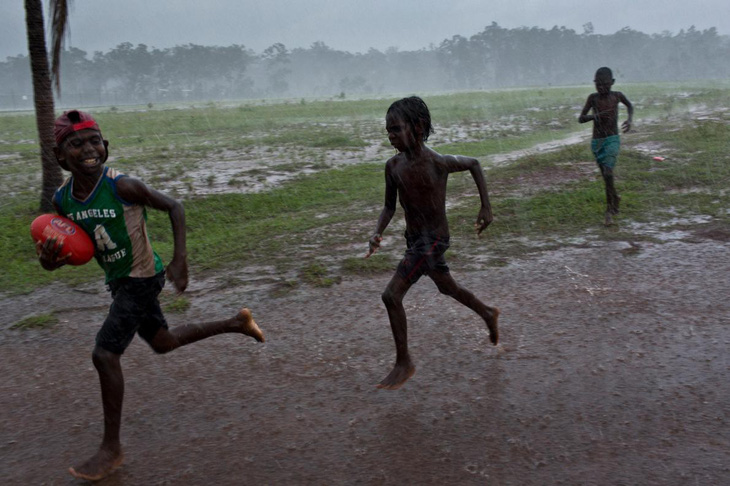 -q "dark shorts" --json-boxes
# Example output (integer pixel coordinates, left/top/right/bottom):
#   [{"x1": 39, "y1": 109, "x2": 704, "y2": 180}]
[
  {"x1": 396, "y1": 232, "x2": 450, "y2": 284},
  {"x1": 96, "y1": 271, "x2": 168, "y2": 354}
]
